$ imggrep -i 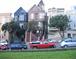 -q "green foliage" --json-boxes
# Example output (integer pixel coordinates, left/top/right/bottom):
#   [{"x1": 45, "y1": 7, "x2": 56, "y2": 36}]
[
  {"x1": 16, "y1": 28, "x2": 25, "y2": 38},
  {"x1": 27, "y1": 21, "x2": 38, "y2": 32},
  {"x1": 1, "y1": 23, "x2": 9, "y2": 31},
  {"x1": 2, "y1": 21, "x2": 20, "y2": 33},
  {"x1": 49, "y1": 15, "x2": 69, "y2": 31},
  {"x1": 1, "y1": 21, "x2": 22, "y2": 42}
]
